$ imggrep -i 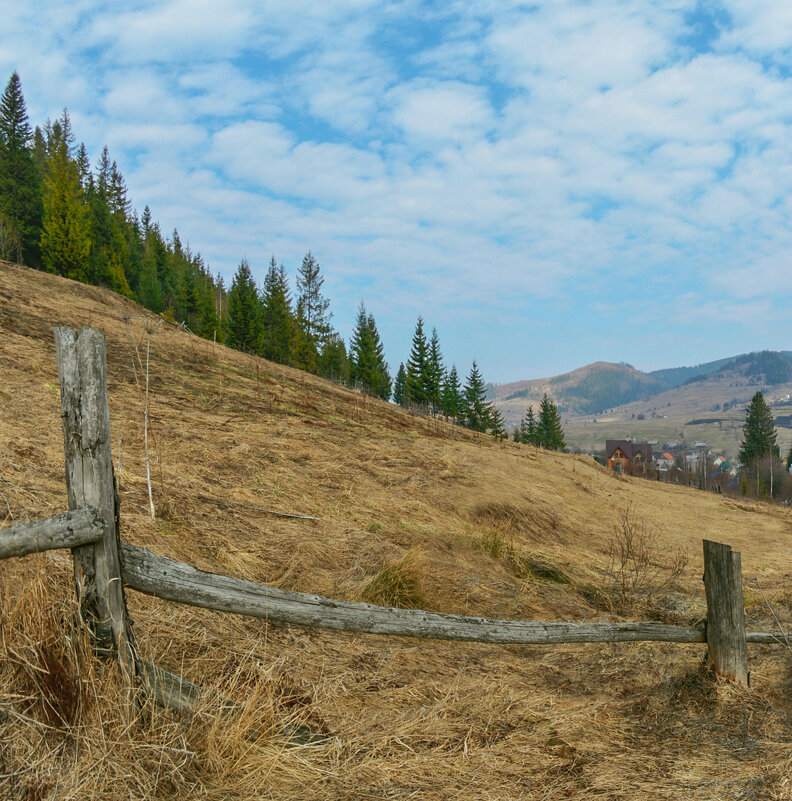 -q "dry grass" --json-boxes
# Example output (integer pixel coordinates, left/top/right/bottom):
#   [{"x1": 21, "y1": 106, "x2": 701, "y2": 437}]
[{"x1": 2, "y1": 260, "x2": 792, "y2": 799}]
